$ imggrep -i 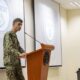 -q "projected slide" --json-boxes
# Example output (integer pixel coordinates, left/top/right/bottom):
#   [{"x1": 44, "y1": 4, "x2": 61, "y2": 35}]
[
  {"x1": 34, "y1": 0, "x2": 62, "y2": 66},
  {"x1": 0, "y1": 0, "x2": 25, "y2": 68},
  {"x1": 39, "y1": 4, "x2": 55, "y2": 42},
  {"x1": 0, "y1": 0, "x2": 9, "y2": 31}
]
